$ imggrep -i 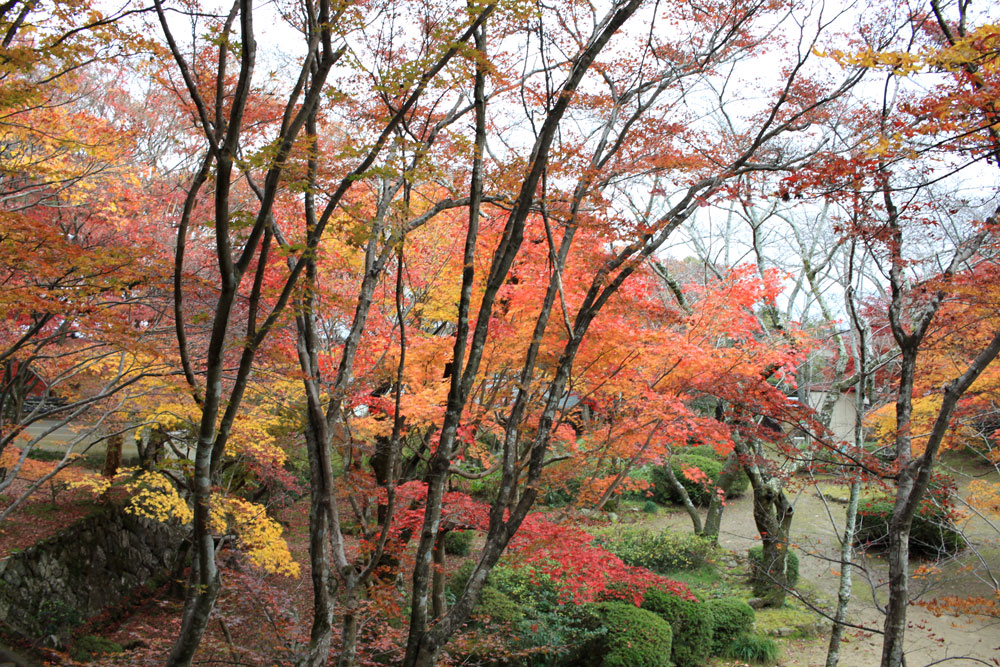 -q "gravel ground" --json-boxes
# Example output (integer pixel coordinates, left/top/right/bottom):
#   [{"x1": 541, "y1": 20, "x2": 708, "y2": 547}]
[{"x1": 645, "y1": 469, "x2": 1000, "y2": 667}]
